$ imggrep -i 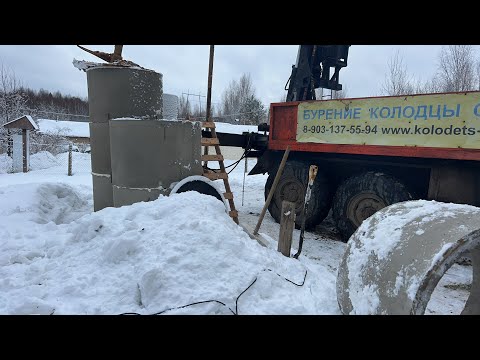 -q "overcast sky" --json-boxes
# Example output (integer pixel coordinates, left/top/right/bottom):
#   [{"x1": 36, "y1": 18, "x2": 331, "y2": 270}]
[{"x1": 1, "y1": 45, "x2": 479, "y2": 110}]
